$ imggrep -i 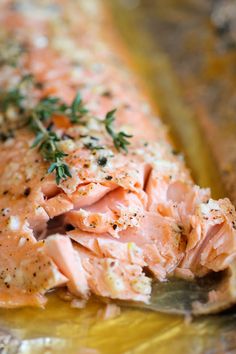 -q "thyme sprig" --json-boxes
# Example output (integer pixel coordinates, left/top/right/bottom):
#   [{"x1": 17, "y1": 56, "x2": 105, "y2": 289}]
[
  {"x1": 103, "y1": 109, "x2": 132, "y2": 153},
  {"x1": 32, "y1": 93, "x2": 88, "y2": 124},
  {"x1": 28, "y1": 94, "x2": 88, "y2": 184},
  {"x1": 30, "y1": 114, "x2": 72, "y2": 184}
]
